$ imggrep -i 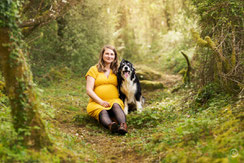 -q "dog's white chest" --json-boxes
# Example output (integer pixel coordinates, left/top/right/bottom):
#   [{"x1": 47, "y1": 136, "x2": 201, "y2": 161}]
[{"x1": 121, "y1": 79, "x2": 137, "y2": 103}]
